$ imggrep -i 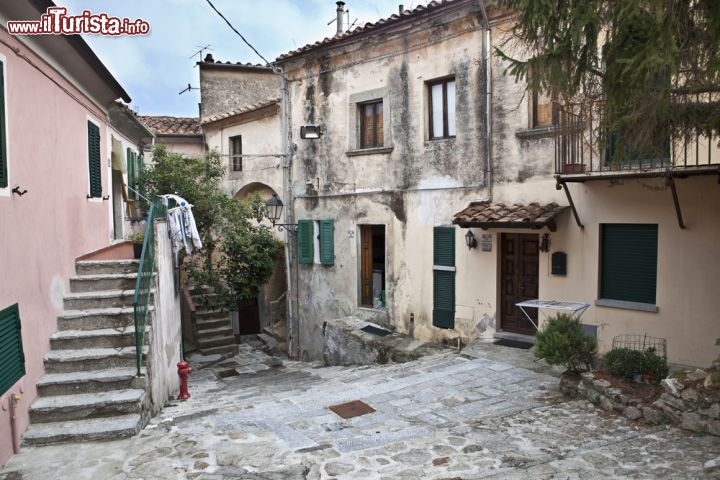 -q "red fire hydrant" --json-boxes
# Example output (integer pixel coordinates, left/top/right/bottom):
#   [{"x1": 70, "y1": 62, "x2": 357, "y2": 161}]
[{"x1": 177, "y1": 361, "x2": 192, "y2": 400}]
